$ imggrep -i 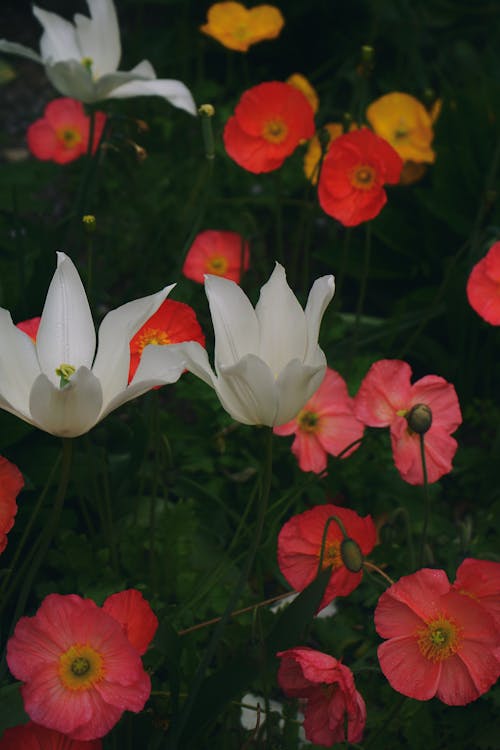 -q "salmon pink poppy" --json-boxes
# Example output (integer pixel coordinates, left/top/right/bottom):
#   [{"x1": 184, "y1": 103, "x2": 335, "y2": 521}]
[
  {"x1": 27, "y1": 98, "x2": 106, "y2": 164},
  {"x1": 0, "y1": 456, "x2": 24, "y2": 555},
  {"x1": 223, "y1": 82, "x2": 315, "y2": 173},
  {"x1": 318, "y1": 128, "x2": 402, "y2": 226},
  {"x1": 128, "y1": 299, "x2": 205, "y2": 383},
  {"x1": 277, "y1": 647, "x2": 366, "y2": 746},
  {"x1": 182, "y1": 230, "x2": 250, "y2": 284},
  {"x1": 103, "y1": 589, "x2": 158, "y2": 656},
  {"x1": 453, "y1": 558, "x2": 500, "y2": 630},
  {"x1": 6, "y1": 593, "x2": 151, "y2": 740},
  {"x1": 354, "y1": 359, "x2": 461, "y2": 485},
  {"x1": 0, "y1": 722, "x2": 102, "y2": 749},
  {"x1": 375, "y1": 568, "x2": 500, "y2": 705},
  {"x1": 274, "y1": 368, "x2": 364, "y2": 474},
  {"x1": 466, "y1": 241, "x2": 500, "y2": 325},
  {"x1": 278, "y1": 504, "x2": 376, "y2": 611}
]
